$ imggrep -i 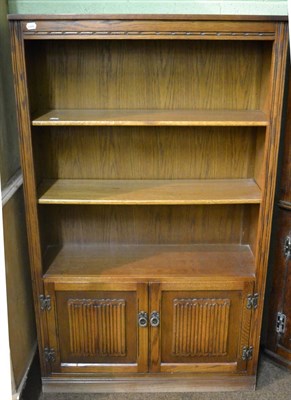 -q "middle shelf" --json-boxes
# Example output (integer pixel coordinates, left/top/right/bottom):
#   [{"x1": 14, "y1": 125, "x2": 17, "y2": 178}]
[
  {"x1": 37, "y1": 178, "x2": 261, "y2": 205},
  {"x1": 32, "y1": 109, "x2": 269, "y2": 127}
]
